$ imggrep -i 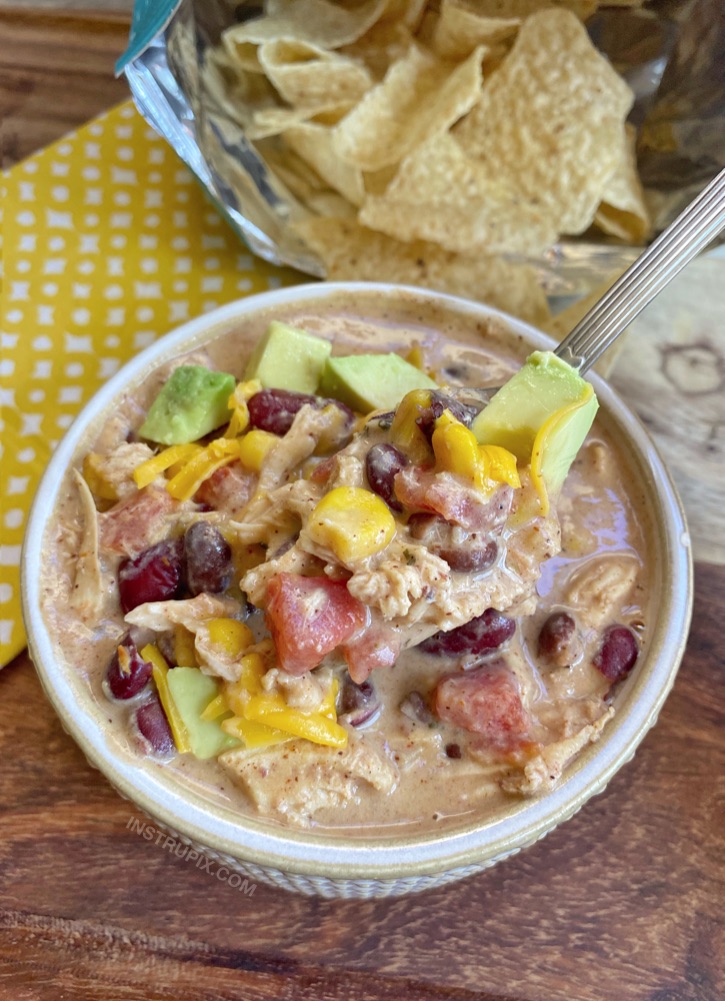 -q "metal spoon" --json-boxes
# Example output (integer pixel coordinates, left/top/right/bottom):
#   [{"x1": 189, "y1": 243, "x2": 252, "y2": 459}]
[{"x1": 462, "y1": 167, "x2": 725, "y2": 406}]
